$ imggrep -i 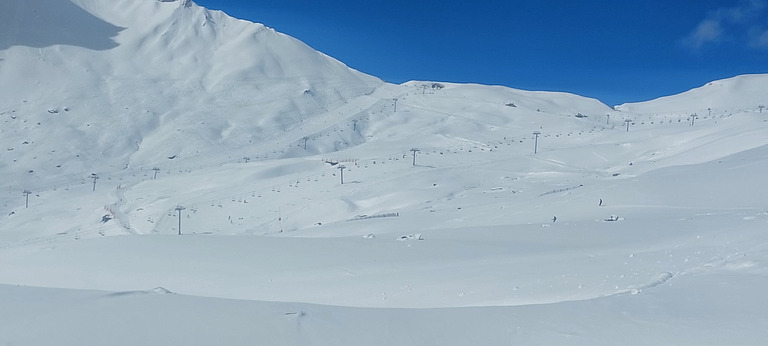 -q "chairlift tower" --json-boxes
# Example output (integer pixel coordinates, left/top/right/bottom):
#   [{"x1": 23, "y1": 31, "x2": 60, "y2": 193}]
[
  {"x1": 175, "y1": 205, "x2": 185, "y2": 235},
  {"x1": 533, "y1": 131, "x2": 541, "y2": 154},
  {"x1": 90, "y1": 173, "x2": 99, "y2": 191},
  {"x1": 23, "y1": 189, "x2": 31, "y2": 208},
  {"x1": 624, "y1": 119, "x2": 632, "y2": 132},
  {"x1": 410, "y1": 148, "x2": 420, "y2": 166},
  {"x1": 338, "y1": 165, "x2": 346, "y2": 184}
]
